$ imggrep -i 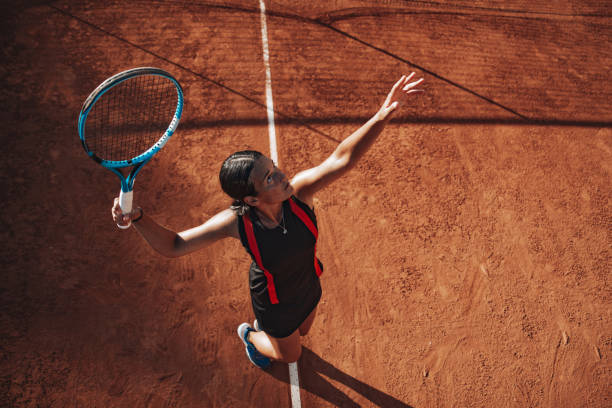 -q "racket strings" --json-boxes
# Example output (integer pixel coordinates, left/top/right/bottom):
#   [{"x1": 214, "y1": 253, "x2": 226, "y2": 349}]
[{"x1": 85, "y1": 74, "x2": 178, "y2": 162}]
